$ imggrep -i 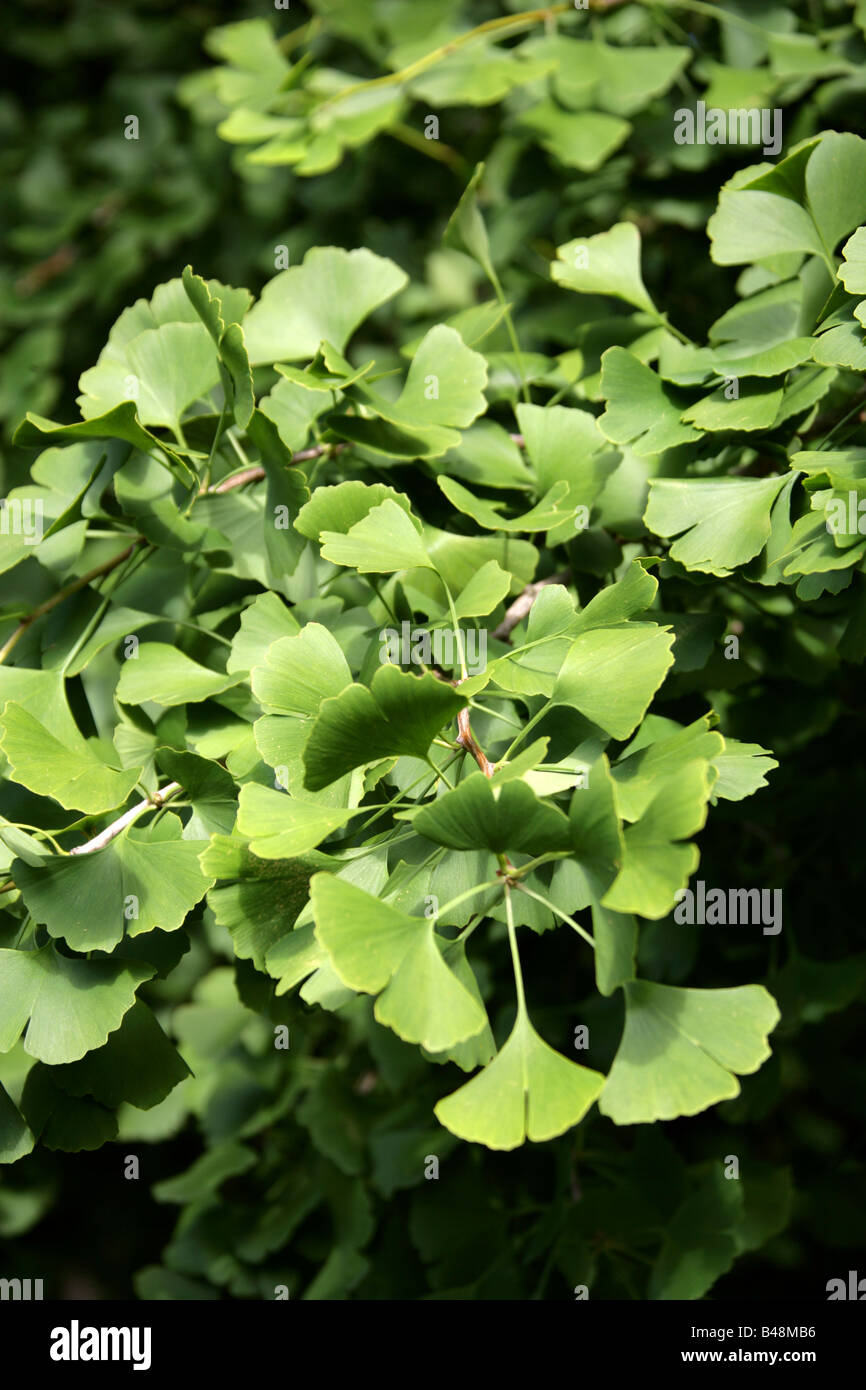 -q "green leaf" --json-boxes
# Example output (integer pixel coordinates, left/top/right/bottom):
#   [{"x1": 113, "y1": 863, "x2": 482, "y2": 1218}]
[
  {"x1": 242, "y1": 247, "x2": 408, "y2": 364},
  {"x1": 452, "y1": 560, "x2": 511, "y2": 618},
  {"x1": 710, "y1": 740, "x2": 778, "y2": 801},
  {"x1": 78, "y1": 322, "x2": 220, "y2": 433},
  {"x1": 515, "y1": 402, "x2": 614, "y2": 513},
  {"x1": 321, "y1": 499, "x2": 434, "y2": 573},
  {"x1": 443, "y1": 161, "x2": 495, "y2": 282},
  {"x1": 252, "y1": 622, "x2": 352, "y2": 716},
  {"x1": 20, "y1": 1066, "x2": 116, "y2": 1152},
  {"x1": 347, "y1": 325, "x2": 489, "y2": 454},
  {"x1": 181, "y1": 265, "x2": 254, "y2": 428},
  {"x1": 0, "y1": 701, "x2": 141, "y2": 815},
  {"x1": 520, "y1": 102, "x2": 630, "y2": 173},
  {"x1": 599, "y1": 349, "x2": 701, "y2": 455},
  {"x1": 236, "y1": 783, "x2": 356, "y2": 857},
  {"x1": 0, "y1": 1084, "x2": 34, "y2": 1163},
  {"x1": 644, "y1": 476, "x2": 787, "y2": 575},
  {"x1": 116, "y1": 643, "x2": 242, "y2": 707},
  {"x1": 551, "y1": 624, "x2": 676, "y2": 740},
  {"x1": 602, "y1": 763, "x2": 713, "y2": 919},
  {"x1": 227, "y1": 592, "x2": 300, "y2": 675},
  {"x1": 311, "y1": 875, "x2": 486, "y2": 1050},
  {"x1": 0, "y1": 946, "x2": 153, "y2": 1064},
  {"x1": 434, "y1": 1009, "x2": 604, "y2": 1150},
  {"x1": 681, "y1": 380, "x2": 785, "y2": 433},
  {"x1": 50, "y1": 1001, "x2": 190, "y2": 1110},
  {"x1": 553, "y1": 222, "x2": 657, "y2": 315},
  {"x1": 207, "y1": 842, "x2": 325, "y2": 972},
  {"x1": 599, "y1": 980, "x2": 780, "y2": 1123},
  {"x1": 303, "y1": 665, "x2": 465, "y2": 792},
  {"x1": 13, "y1": 405, "x2": 193, "y2": 482},
  {"x1": 13, "y1": 819, "x2": 212, "y2": 952},
  {"x1": 413, "y1": 775, "x2": 571, "y2": 855},
  {"x1": 438, "y1": 476, "x2": 573, "y2": 533}
]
